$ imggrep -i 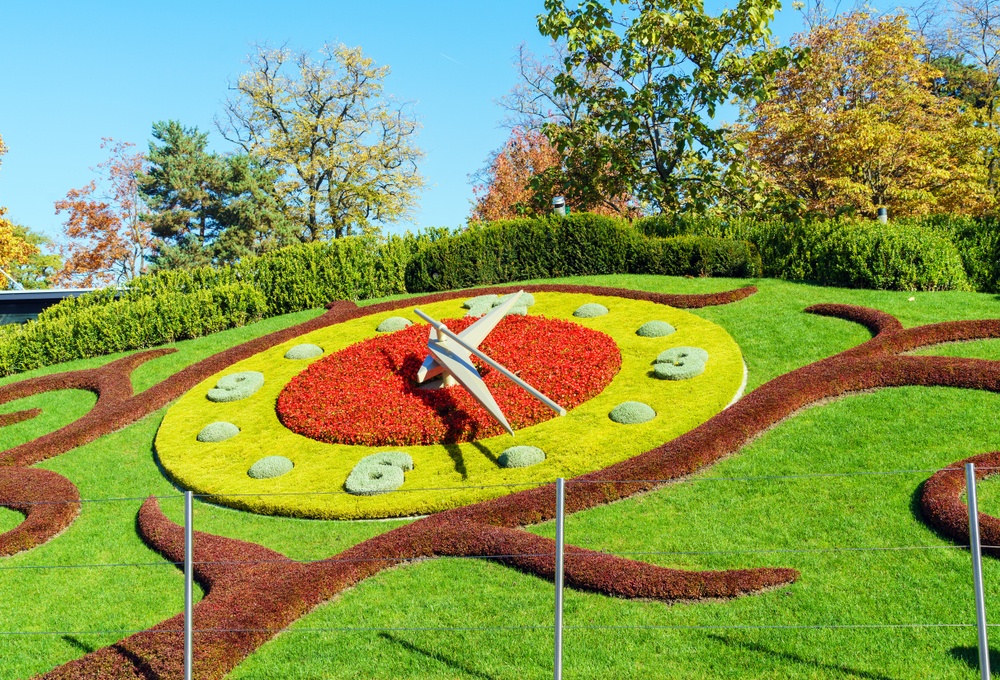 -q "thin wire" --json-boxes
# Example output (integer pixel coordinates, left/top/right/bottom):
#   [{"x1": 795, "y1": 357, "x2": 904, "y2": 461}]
[
  {"x1": 1, "y1": 544, "x2": 989, "y2": 572},
  {"x1": 8, "y1": 465, "x2": 1000, "y2": 506},
  {"x1": 572, "y1": 468, "x2": 967, "y2": 485},
  {"x1": 0, "y1": 623, "x2": 993, "y2": 636}
]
